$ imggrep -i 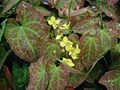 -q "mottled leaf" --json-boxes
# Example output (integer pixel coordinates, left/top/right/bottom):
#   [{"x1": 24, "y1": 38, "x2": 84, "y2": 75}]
[
  {"x1": 100, "y1": 2, "x2": 118, "y2": 20},
  {"x1": 73, "y1": 17, "x2": 100, "y2": 35},
  {"x1": 98, "y1": 29, "x2": 112, "y2": 57},
  {"x1": 67, "y1": 70, "x2": 88, "y2": 88},
  {"x1": 27, "y1": 59, "x2": 48, "y2": 90},
  {"x1": 80, "y1": 34, "x2": 100, "y2": 70},
  {"x1": 4, "y1": 1, "x2": 49, "y2": 62},
  {"x1": 104, "y1": 20, "x2": 120, "y2": 39},
  {"x1": 37, "y1": 40, "x2": 61, "y2": 64},
  {"x1": 99, "y1": 70, "x2": 120, "y2": 90},
  {"x1": 35, "y1": 6, "x2": 51, "y2": 16},
  {"x1": 47, "y1": 64, "x2": 69, "y2": 90}
]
